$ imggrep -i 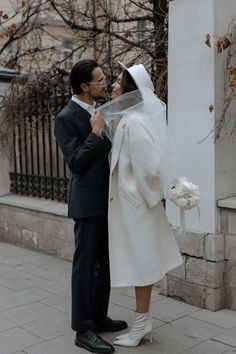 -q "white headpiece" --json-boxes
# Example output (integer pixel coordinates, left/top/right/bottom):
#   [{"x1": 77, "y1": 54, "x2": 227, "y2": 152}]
[{"x1": 117, "y1": 61, "x2": 154, "y2": 92}]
